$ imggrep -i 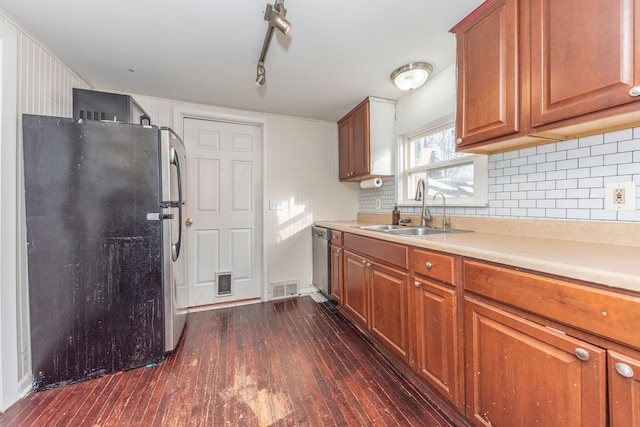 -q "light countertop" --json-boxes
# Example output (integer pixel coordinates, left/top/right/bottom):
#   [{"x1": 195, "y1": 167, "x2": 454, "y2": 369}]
[{"x1": 316, "y1": 219, "x2": 640, "y2": 294}]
